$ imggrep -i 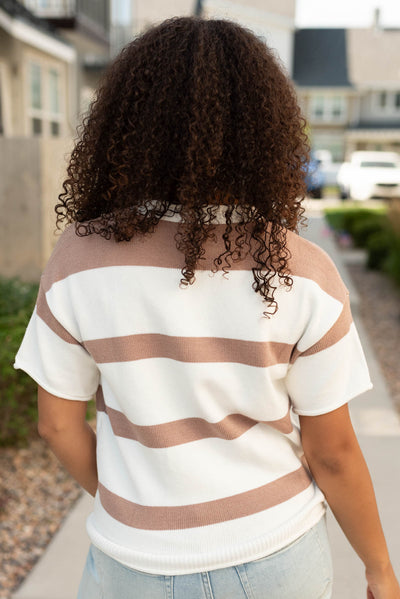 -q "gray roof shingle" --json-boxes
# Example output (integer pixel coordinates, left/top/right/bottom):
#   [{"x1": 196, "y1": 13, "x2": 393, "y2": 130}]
[{"x1": 293, "y1": 28, "x2": 351, "y2": 87}]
